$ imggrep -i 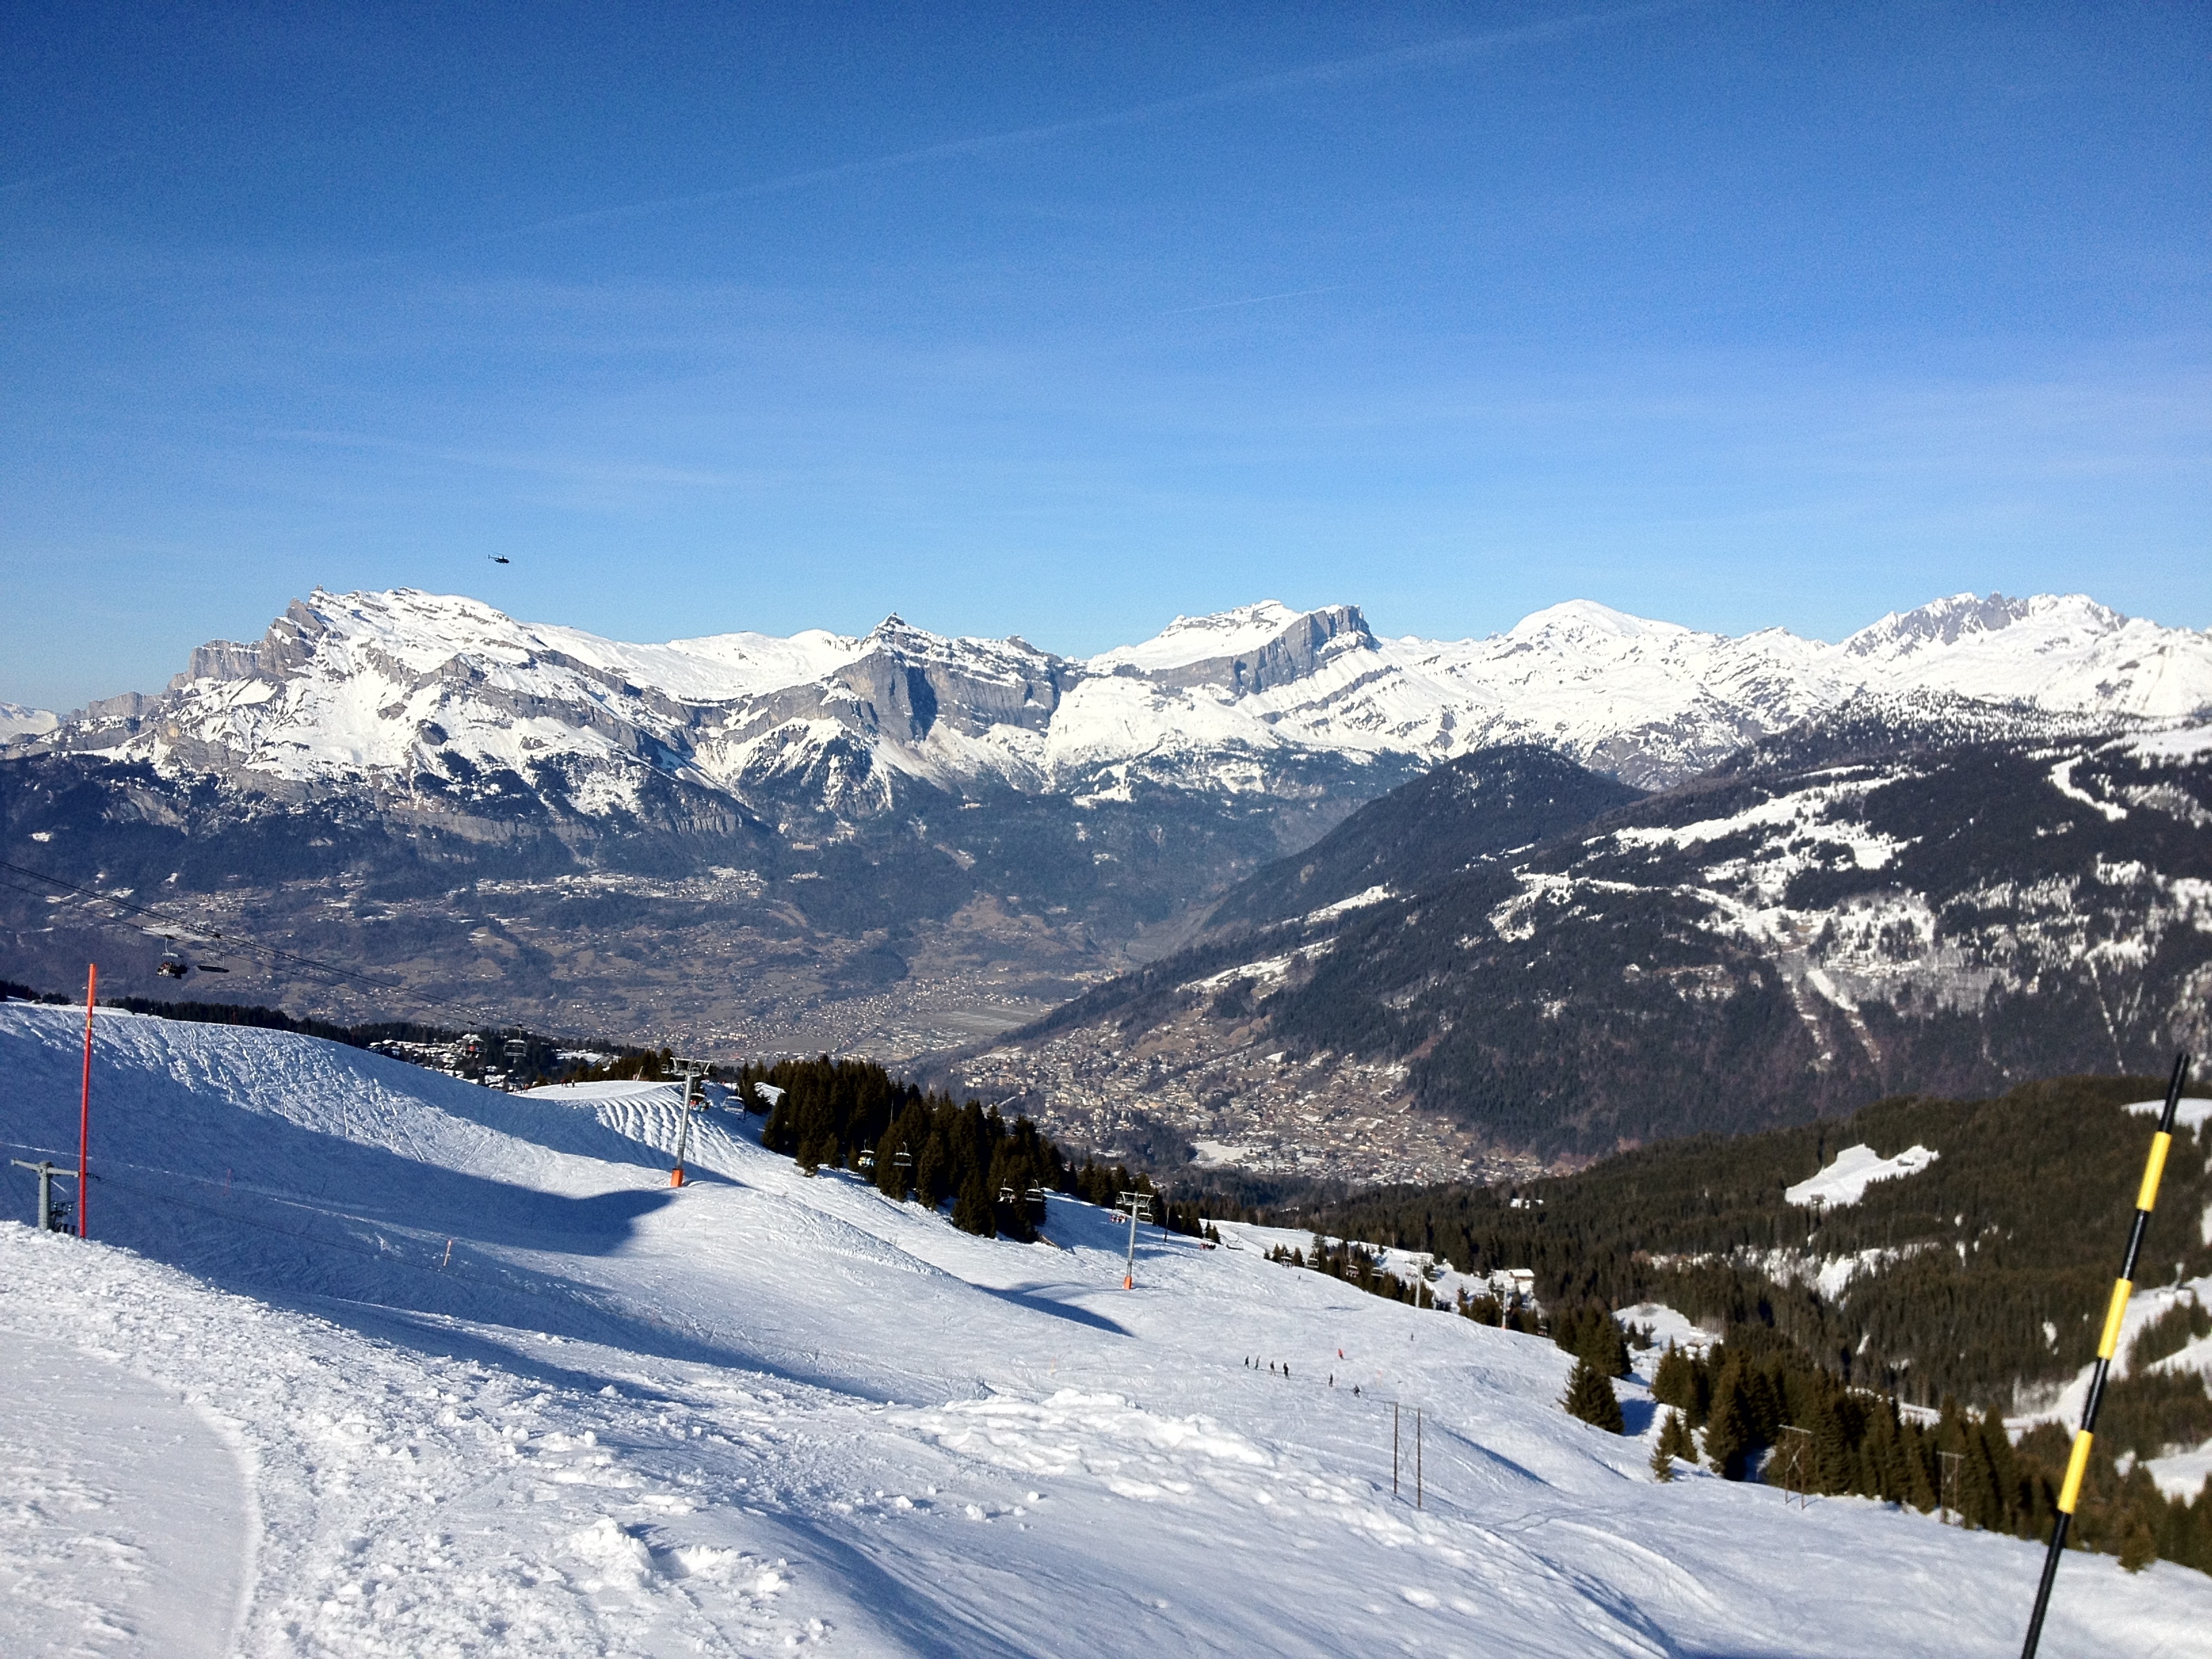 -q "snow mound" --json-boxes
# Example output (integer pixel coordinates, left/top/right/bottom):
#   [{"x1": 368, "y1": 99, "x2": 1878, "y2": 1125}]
[{"x1": 1785, "y1": 1143, "x2": 1941, "y2": 1208}]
